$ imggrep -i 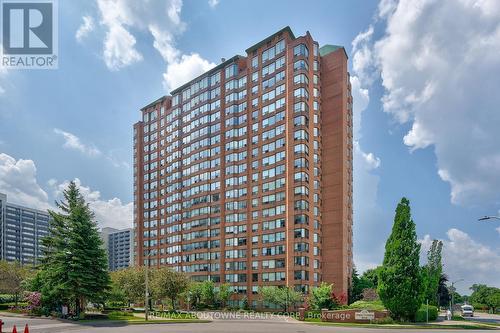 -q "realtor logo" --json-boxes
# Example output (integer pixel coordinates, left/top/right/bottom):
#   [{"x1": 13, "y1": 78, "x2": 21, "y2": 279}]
[{"x1": 1, "y1": 0, "x2": 58, "y2": 69}]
